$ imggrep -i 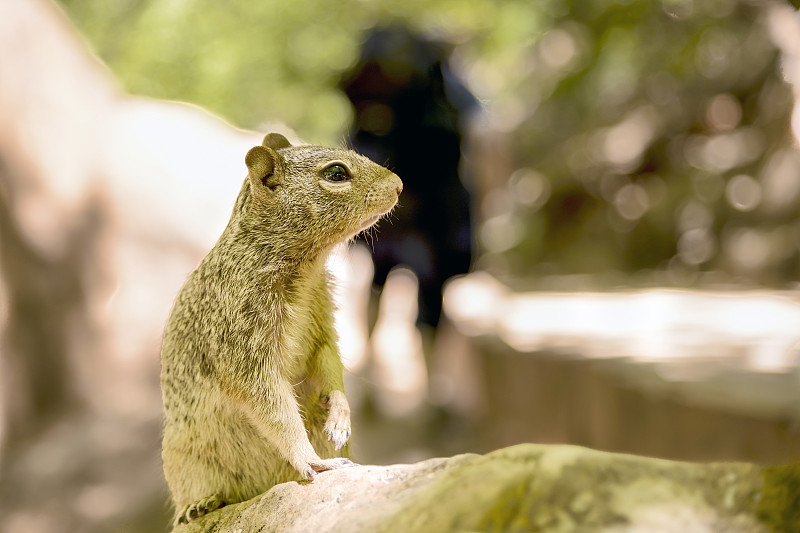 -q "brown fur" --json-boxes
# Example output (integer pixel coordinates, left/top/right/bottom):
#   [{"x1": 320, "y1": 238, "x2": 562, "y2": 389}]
[{"x1": 160, "y1": 133, "x2": 402, "y2": 524}]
